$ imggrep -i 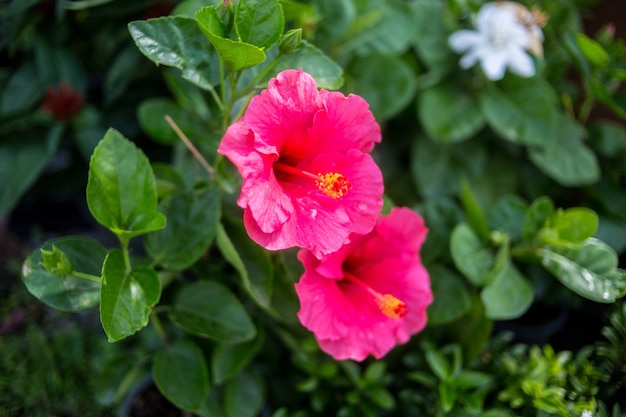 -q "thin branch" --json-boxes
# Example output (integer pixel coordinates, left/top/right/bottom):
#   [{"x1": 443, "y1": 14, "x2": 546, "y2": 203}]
[{"x1": 164, "y1": 114, "x2": 215, "y2": 177}]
